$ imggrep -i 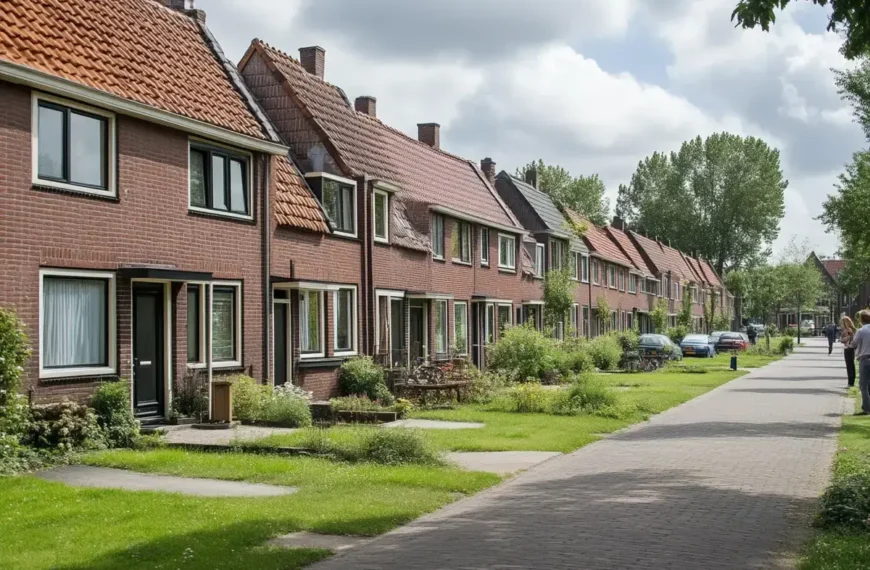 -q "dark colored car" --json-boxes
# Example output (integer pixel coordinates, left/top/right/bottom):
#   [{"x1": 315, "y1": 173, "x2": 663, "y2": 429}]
[
  {"x1": 715, "y1": 332, "x2": 749, "y2": 352},
  {"x1": 679, "y1": 334, "x2": 717, "y2": 358},
  {"x1": 638, "y1": 334, "x2": 682, "y2": 361}
]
